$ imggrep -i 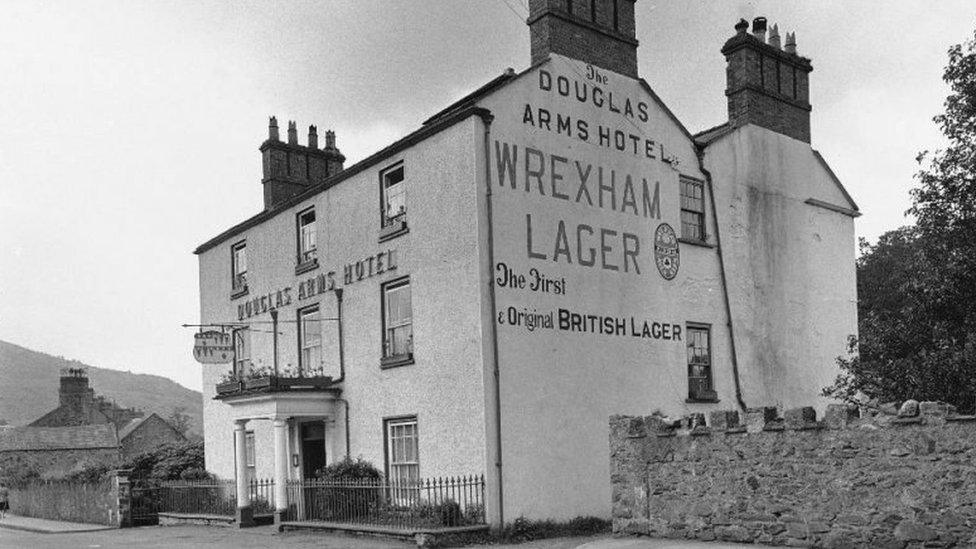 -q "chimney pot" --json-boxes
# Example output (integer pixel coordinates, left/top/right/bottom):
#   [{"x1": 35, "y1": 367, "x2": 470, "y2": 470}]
[
  {"x1": 768, "y1": 23, "x2": 781, "y2": 49},
  {"x1": 308, "y1": 125, "x2": 318, "y2": 149},
  {"x1": 287, "y1": 121, "x2": 298, "y2": 145},
  {"x1": 784, "y1": 31, "x2": 797, "y2": 55},
  {"x1": 269, "y1": 116, "x2": 280, "y2": 141},
  {"x1": 325, "y1": 130, "x2": 336, "y2": 150},
  {"x1": 734, "y1": 19, "x2": 749, "y2": 35},
  {"x1": 752, "y1": 16, "x2": 767, "y2": 42}
]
